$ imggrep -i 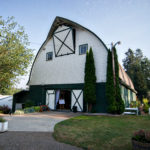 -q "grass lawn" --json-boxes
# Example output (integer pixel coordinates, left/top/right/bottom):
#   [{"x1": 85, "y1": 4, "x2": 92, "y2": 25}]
[{"x1": 53, "y1": 115, "x2": 150, "y2": 150}]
